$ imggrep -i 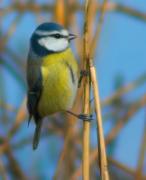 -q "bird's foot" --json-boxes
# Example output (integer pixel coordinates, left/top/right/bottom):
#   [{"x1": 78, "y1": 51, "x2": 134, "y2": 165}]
[
  {"x1": 66, "y1": 111, "x2": 93, "y2": 122},
  {"x1": 78, "y1": 113, "x2": 93, "y2": 121}
]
